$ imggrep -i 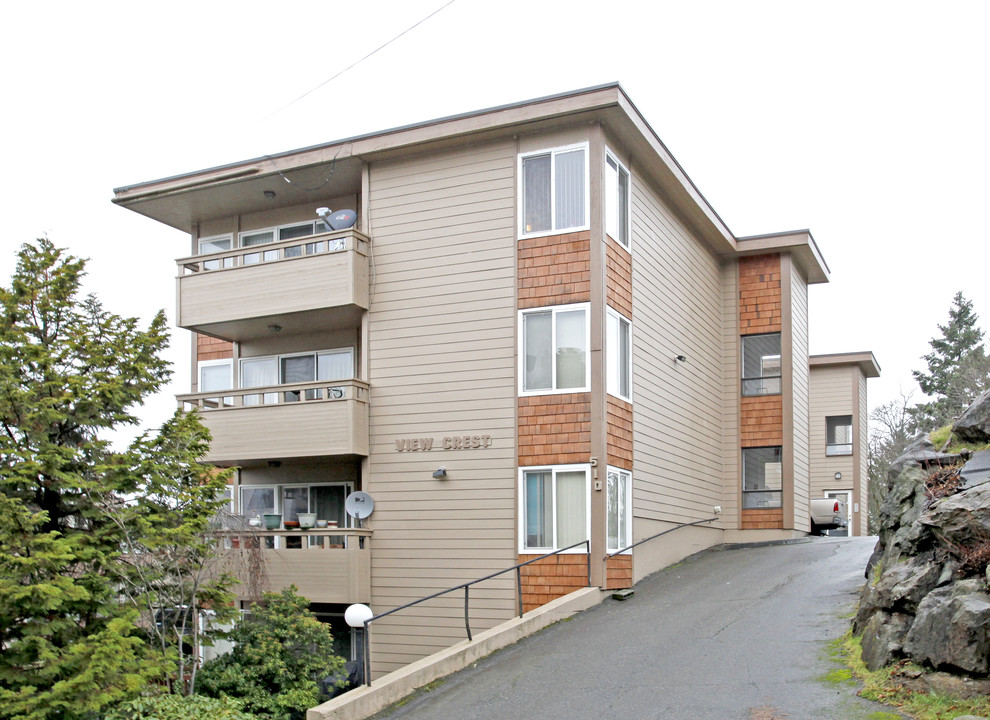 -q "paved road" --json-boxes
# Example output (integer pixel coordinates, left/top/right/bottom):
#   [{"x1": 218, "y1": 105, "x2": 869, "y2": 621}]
[{"x1": 370, "y1": 536, "x2": 906, "y2": 720}]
